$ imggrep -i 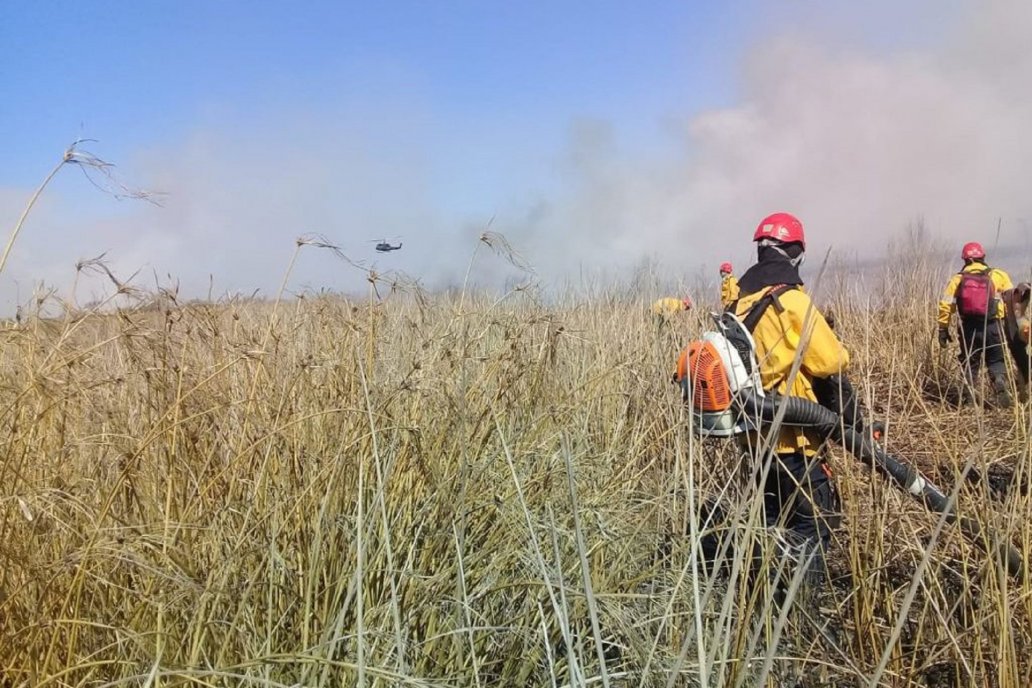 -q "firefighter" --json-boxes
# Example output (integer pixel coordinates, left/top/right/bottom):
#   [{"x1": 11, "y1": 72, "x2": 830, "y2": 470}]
[
  {"x1": 719, "y1": 261, "x2": 740, "y2": 309},
  {"x1": 1002, "y1": 282, "x2": 1031, "y2": 402},
  {"x1": 937, "y1": 242, "x2": 1014, "y2": 408},
  {"x1": 732, "y1": 212, "x2": 854, "y2": 586},
  {"x1": 651, "y1": 297, "x2": 692, "y2": 318}
]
